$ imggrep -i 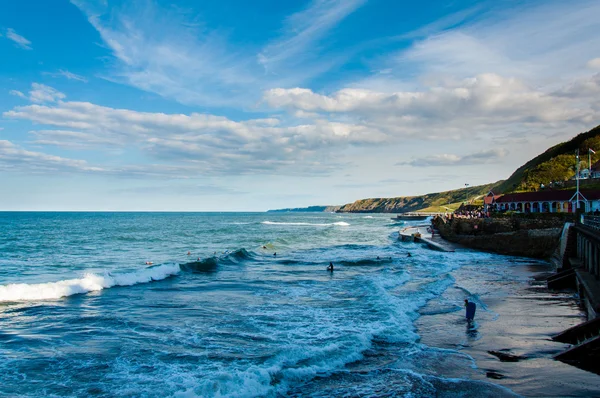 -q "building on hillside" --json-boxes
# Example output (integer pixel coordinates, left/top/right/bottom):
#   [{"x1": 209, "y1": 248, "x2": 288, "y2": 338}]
[
  {"x1": 493, "y1": 190, "x2": 600, "y2": 213},
  {"x1": 572, "y1": 160, "x2": 600, "y2": 180},
  {"x1": 483, "y1": 191, "x2": 502, "y2": 212},
  {"x1": 591, "y1": 160, "x2": 600, "y2": 179}
]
